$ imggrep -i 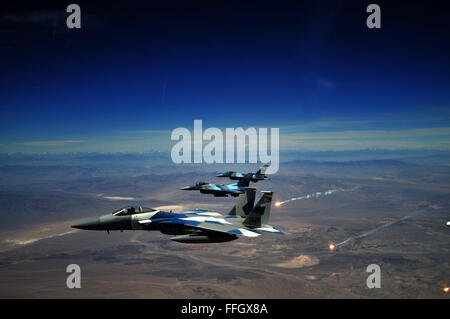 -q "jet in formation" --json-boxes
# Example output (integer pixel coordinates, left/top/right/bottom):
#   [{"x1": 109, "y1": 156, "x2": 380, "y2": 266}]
[
  {"x1": 72, "y1": 189, "x2": 284, "y2": 243},
  {"x1": 179, "y1": 180, "x2": 251, "y2": 197},
  {"x1": 180, "y1": 165, "x2": 269, "y2": 197},
  {"x1": 216, "y1": 164, "x2": 269, "y2": 182}
]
